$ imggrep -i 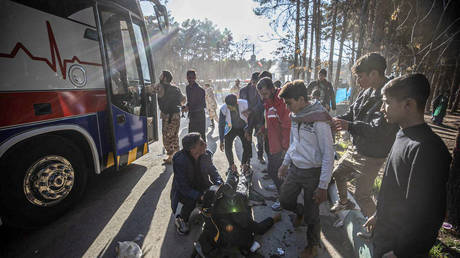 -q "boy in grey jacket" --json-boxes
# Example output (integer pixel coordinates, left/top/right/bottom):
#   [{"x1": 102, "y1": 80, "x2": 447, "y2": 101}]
[{"x1": 277, "y1": 80, "x2": 335, "y2": 257}]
